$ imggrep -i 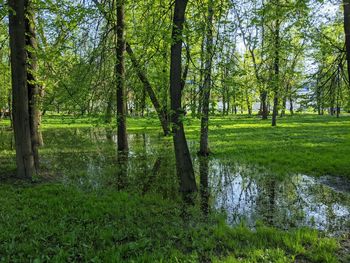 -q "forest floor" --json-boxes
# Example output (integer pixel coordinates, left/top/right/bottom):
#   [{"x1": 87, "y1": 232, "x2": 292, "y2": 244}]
[{"x1": 0, "y1": 114, "x2": 349, "y2": 262}]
